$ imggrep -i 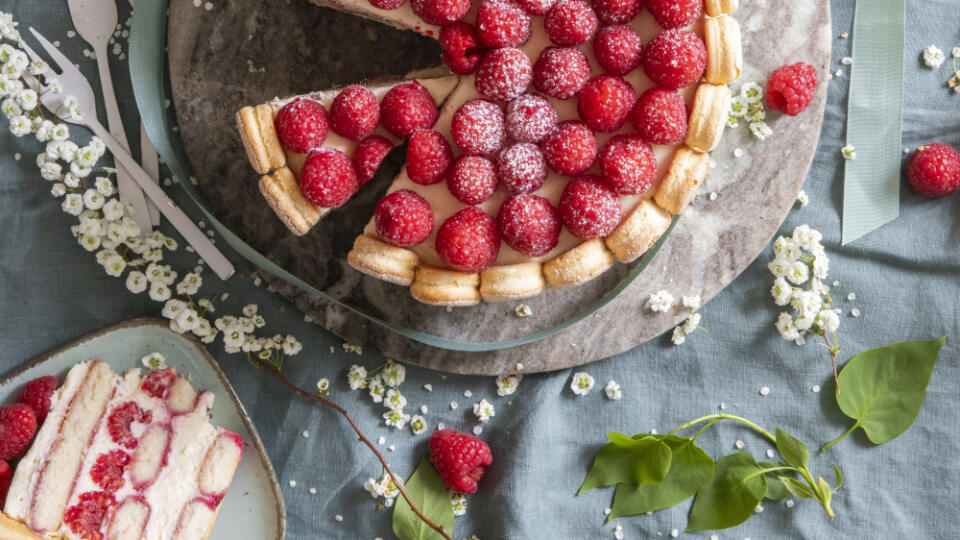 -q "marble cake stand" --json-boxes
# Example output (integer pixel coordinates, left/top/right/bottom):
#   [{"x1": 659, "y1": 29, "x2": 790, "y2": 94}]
[{"x1": 167, "y1": 0, "x2": 831, "y2": 375}]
